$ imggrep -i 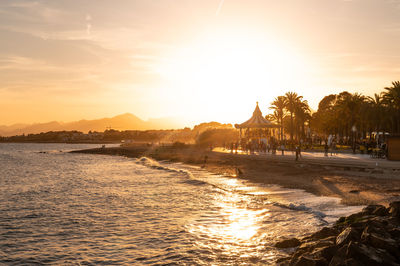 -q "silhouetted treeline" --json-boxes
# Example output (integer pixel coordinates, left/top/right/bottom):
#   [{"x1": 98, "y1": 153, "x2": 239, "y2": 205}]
[{"x1": 268, "y1": 81, "x2": 400, "y2": 145}]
